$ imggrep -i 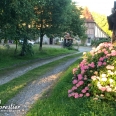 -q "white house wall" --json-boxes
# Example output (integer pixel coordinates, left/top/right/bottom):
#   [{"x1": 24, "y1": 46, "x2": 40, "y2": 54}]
[
  {"x1": 95, "y1": 25, "x2": 108, "y2": 38},
  {"x1": 85, "y1": 22, "x2": 109, "y2": 46},
  {"x1": 85, "y1": 22, "x2": 95, "y2": 39},
  {"x1": 35, "y1": 35, "x2": 62, "y2": 44},
  {"x1": 35, "y1": 35, "x2": 50, "y2": 44}
]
